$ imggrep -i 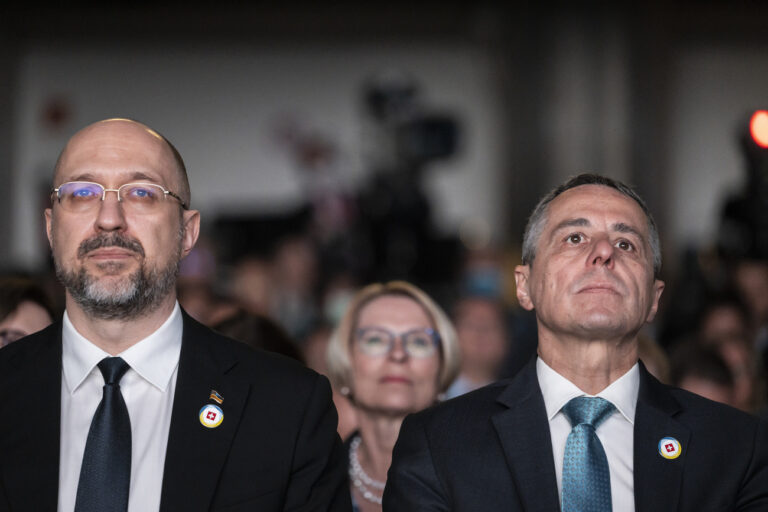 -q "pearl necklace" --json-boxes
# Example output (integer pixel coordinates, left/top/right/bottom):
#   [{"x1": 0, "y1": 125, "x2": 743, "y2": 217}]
[{"x1": 349, "y1": 435, "x2": 385, "y2": 505}]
